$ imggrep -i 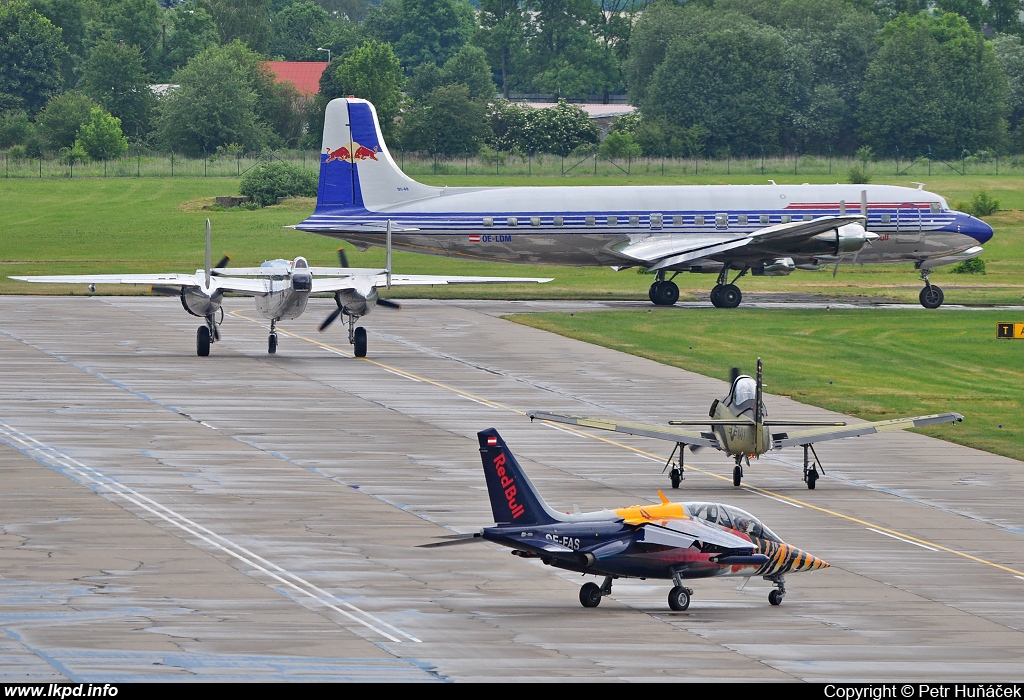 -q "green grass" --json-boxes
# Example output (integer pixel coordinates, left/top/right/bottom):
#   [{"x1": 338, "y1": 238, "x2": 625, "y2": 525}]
[
  {"x1": 509, "y1": 308, "x2": 1024, "y2": 462},
  {"x1": 2, "y1": 175, "x2": 1023, "y2": 303}
]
